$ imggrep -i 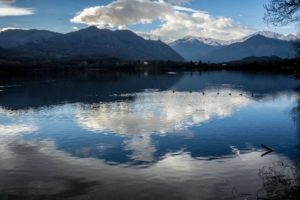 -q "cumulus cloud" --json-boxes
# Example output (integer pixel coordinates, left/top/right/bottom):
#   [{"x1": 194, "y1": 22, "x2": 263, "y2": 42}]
[
  {"x1": 0, "y1": 0, "x2": 34, "y2": 17},
  {"x1": 0, "y1": 6, "x2": 34, "y2": 16},
  {"x1": 71, "y1": 0, "x2": 173, "y2": 29},
  {"x1": 71, "y1": 0, "x2": 251, "y2": 42},
  {"x1": 167, "y1": 0, "x2": 192, "y2": 5}
]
